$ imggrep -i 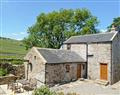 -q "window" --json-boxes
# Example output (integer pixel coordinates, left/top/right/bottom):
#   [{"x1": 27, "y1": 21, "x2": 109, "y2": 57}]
[
  {"x1": 67, "y1": 44, "x2": 71, "y2": 50},
  {"x1": 87, "y1": 54, "x2": 94, "y2": 57},
  {"x1": 83, "y1": 65, "x2": 85, "y2": 70},
  {"x1": 34, "y1": 56, "x2": 36, "y2": 60},
  {"x1": 66, "y1": 65, "x2": 70, "y2": 72},
  {"x1": 28, "y1": 63, "x2": 32, "y2": 72}
]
